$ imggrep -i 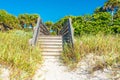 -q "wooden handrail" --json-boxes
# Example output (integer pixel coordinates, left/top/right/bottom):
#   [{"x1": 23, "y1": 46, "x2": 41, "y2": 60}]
[
  {"x1": 39, "y1": 20, "x2": 50, "y2": 35},
  {"x1": 31, "y1": 17, "x2": 50, "y2": 46},
  {"x1": 31, "y1": 17, "x2": 40, "y2": 46},
  {"x1": 59, "y1": 18, "x2": 74, "y2": 47},
  {"x1": 31, "y1": 17, "x2": 74, "y2": 47}
]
